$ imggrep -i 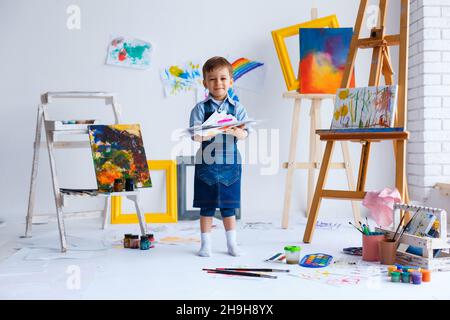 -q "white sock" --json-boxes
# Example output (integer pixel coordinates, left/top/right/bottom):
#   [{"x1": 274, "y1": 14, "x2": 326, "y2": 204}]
[
  {"x1": 226, "y1": 230, "x2": 241, "y2": 256},
  {"x1": 198, "y1": 232, "x2": 212, "y2": 257}
]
